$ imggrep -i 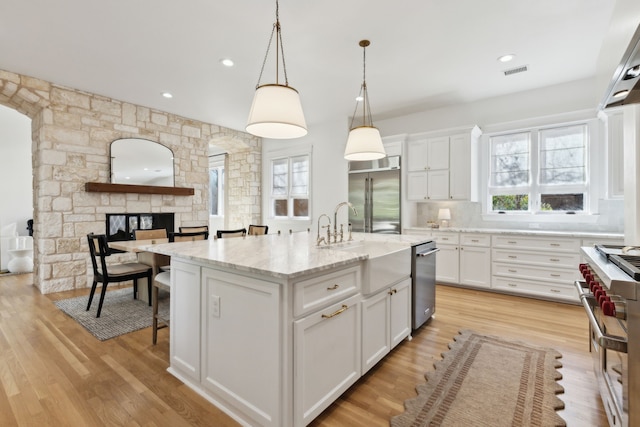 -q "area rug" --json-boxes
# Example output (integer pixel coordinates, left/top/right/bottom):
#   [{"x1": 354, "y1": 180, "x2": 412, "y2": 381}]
[
  {"x1": 54, "y1": 288, "x2": 169, "y2": 341},
  {"x1": 391, "y1": 330, "x2": 565, "y2": 427}
]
